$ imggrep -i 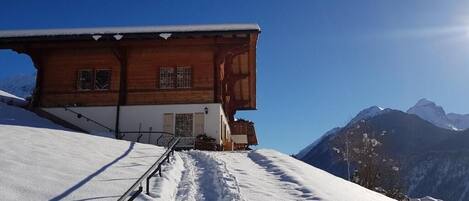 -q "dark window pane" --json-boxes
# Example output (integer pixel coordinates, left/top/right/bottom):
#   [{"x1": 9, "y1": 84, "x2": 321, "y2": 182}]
[
  {"x1": 160, "y1": 67, "x2": 175, "y2": 89},
  {"x1": 78, "y1": 70, "x2": 93, "y2": 90},
  {"x1": 95, "y1": 70, "x2": 111, "y2": 90},
  {"x1": 175, "y1": 113, "x2": 193, "y2": 137},
  {"x1": 176, "y1": 66, "x2": 191, "y2": 88}
]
